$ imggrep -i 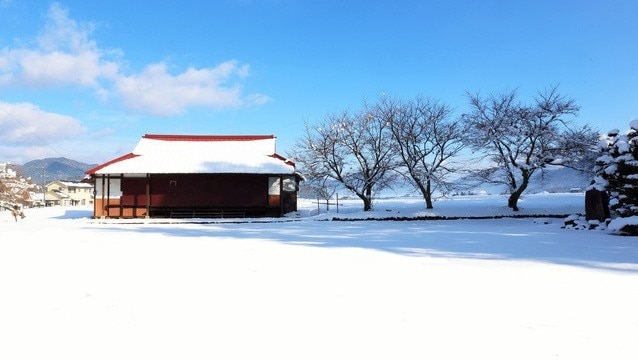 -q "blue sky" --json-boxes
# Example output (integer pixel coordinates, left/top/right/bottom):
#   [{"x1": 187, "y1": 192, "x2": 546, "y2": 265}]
[{"x1": 0, "y1": 0, "x2": 636, "y2": 165}]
